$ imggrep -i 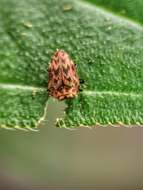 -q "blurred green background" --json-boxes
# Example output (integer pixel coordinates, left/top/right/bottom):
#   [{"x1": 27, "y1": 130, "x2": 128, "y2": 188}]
[{"x1": 0, "y1": 98, "x2": 143, "y2": 190}]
